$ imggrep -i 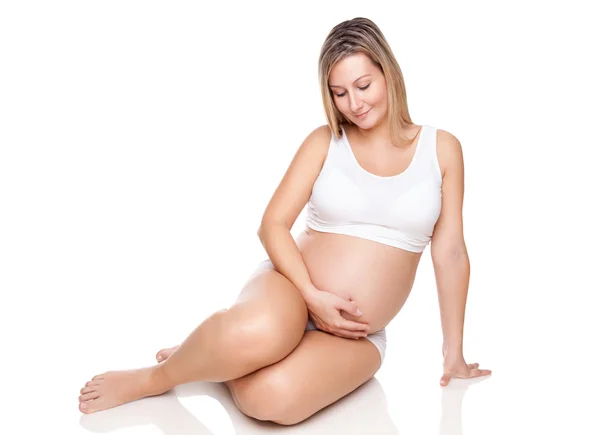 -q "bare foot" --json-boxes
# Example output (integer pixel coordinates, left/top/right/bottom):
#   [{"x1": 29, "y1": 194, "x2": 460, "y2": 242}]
[
  {"x1": 156, "y1": 345, "x2": 180, "y2": 363},
  {"x1": 78, "y1": 366, "x2": 171, "y2": 414}
]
